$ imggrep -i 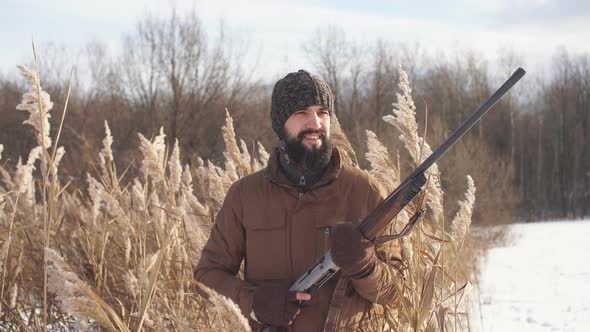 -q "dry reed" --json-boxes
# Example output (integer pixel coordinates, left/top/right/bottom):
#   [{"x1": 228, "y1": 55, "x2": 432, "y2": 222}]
[
  {"x1": 367, "y1": 67, "x2": 476, "y2": 332},
  {"x1": 0, "y1": 60, "x2": 476, "y2": 331}
]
